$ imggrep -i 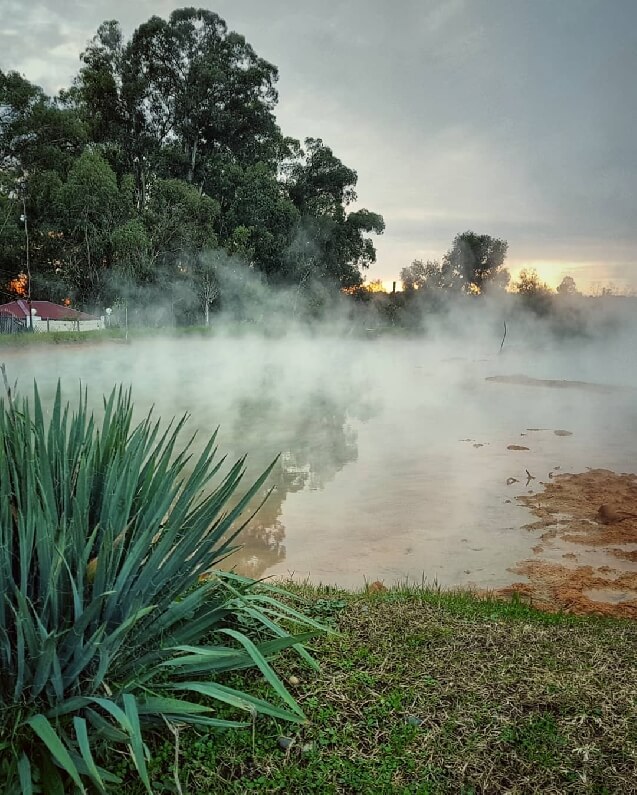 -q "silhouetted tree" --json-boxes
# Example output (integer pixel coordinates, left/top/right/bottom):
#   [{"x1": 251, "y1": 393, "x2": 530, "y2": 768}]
[
  {"x1": 400, "y1": 259, "x2": 460, "y2": 292},
  {"x1": 556, "y1": 275, "x2": 579, "y2": 296},
  {"x1": 442, "y1": 231, "x2": 510, "y2": 293},
  {"x1": 514, "y1": 268, "x2": 554, "y2": 314}
]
